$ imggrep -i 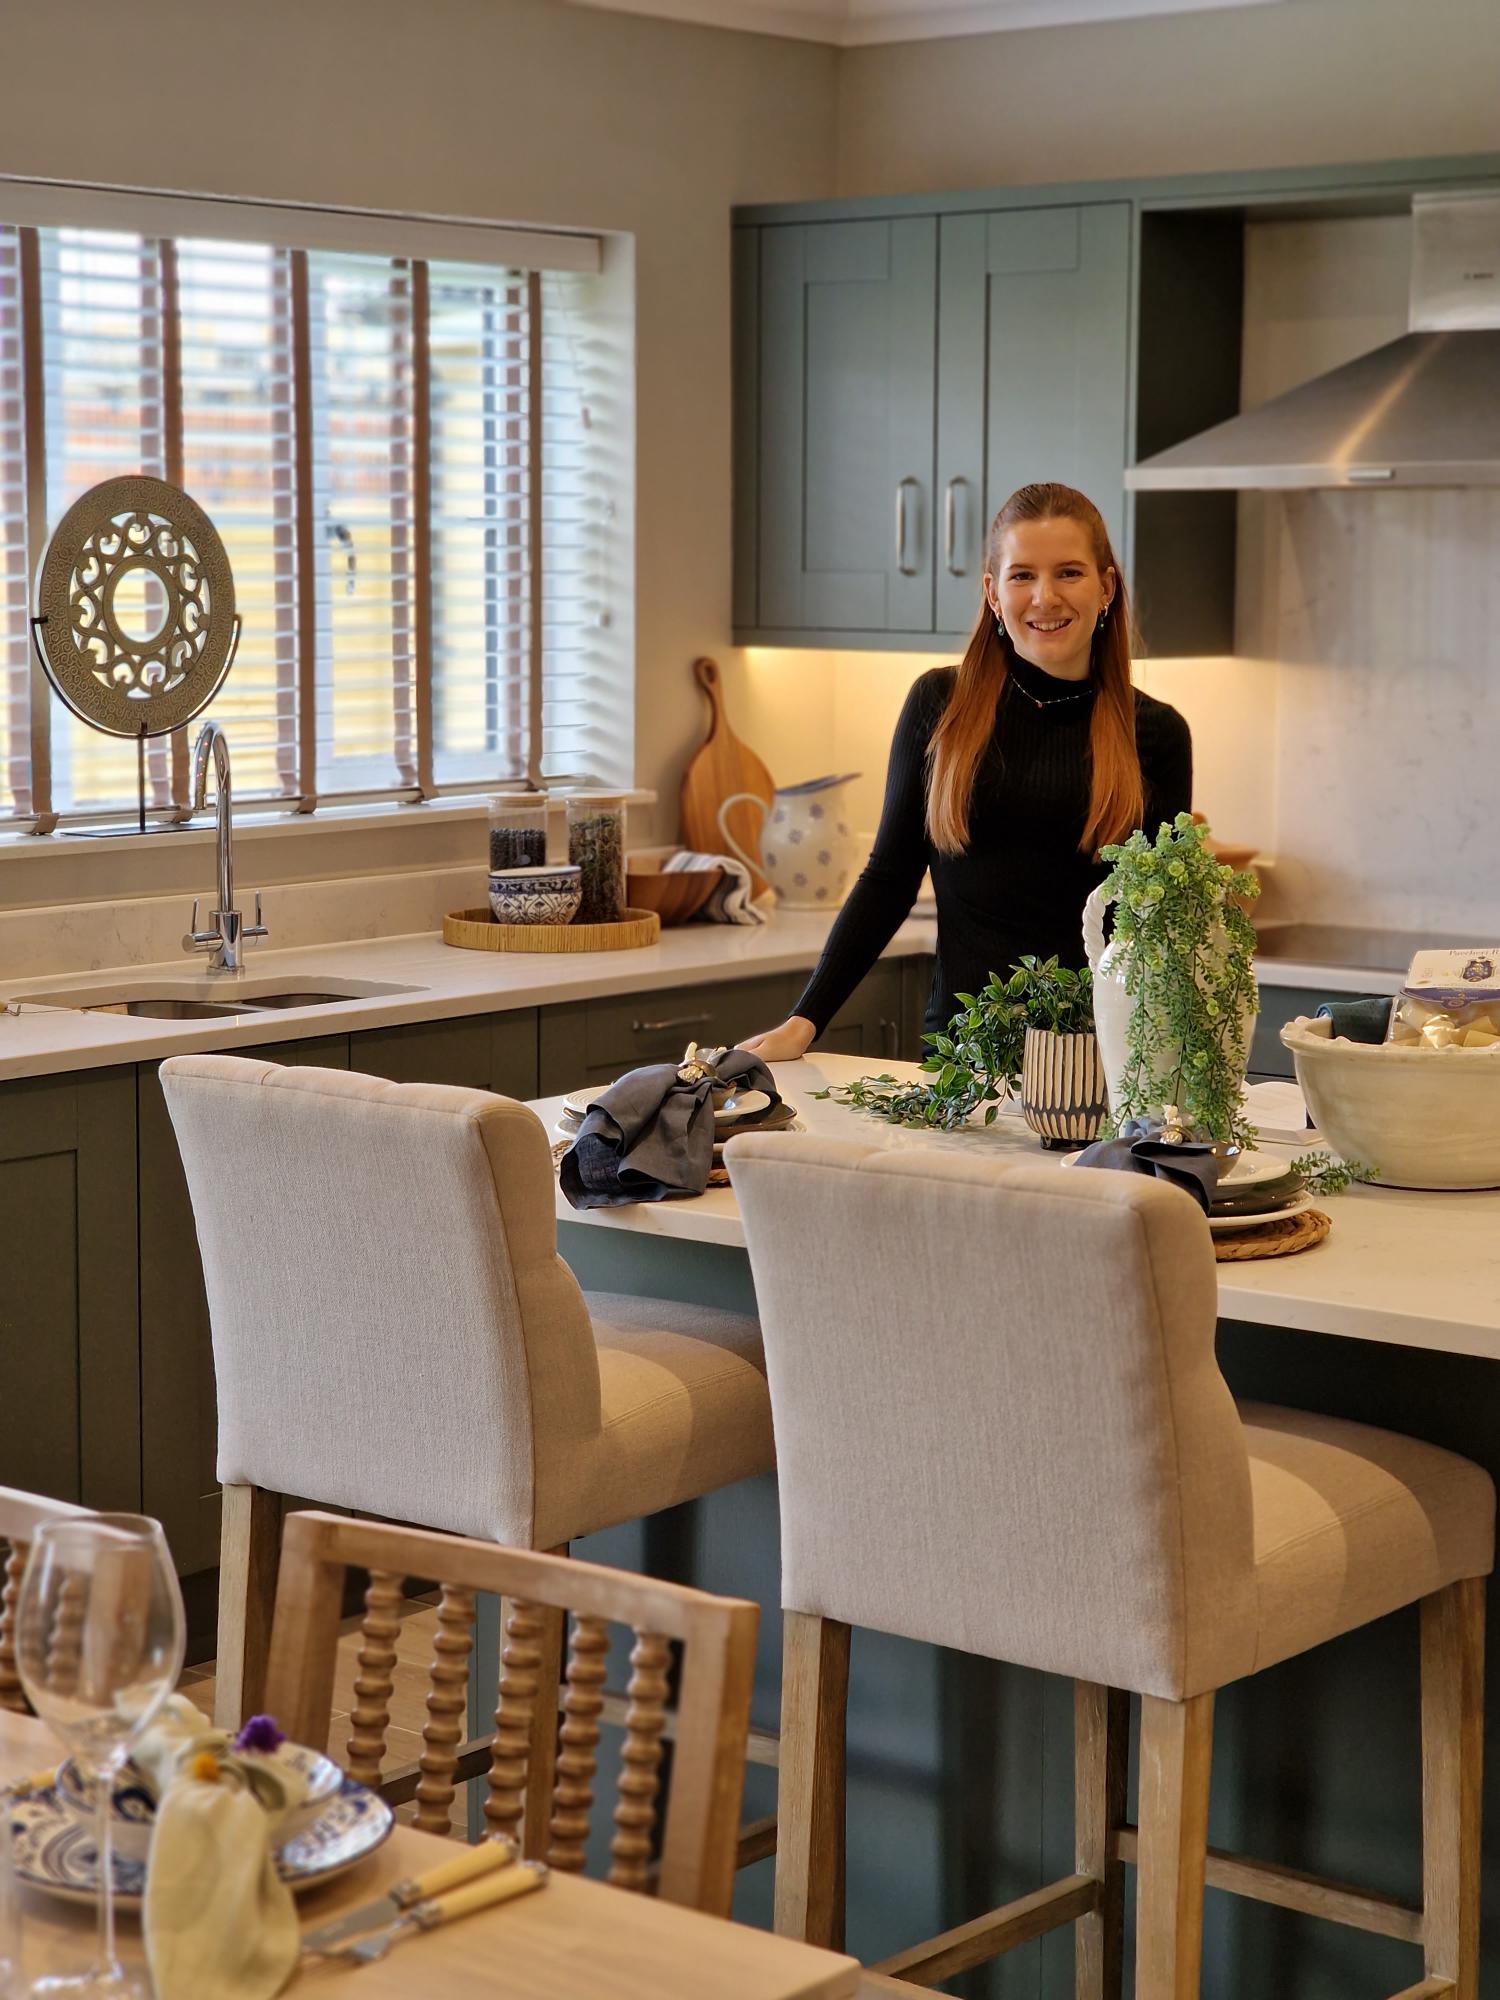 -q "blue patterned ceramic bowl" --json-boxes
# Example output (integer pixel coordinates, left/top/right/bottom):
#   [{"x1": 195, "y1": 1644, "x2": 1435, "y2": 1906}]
[
  {"x1": 489, "y1": 863, "x2": 583, "y2": 926},
  {"x1": 55, "y1": 1741, "x2": 344, "y2": 1864}
]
